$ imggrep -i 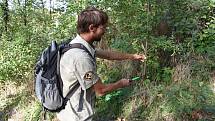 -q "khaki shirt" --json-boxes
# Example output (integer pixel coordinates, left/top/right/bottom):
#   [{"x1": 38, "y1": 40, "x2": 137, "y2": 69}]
[{"x1": 57, "y1": 35, "x2": 99, "y2": 121}]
